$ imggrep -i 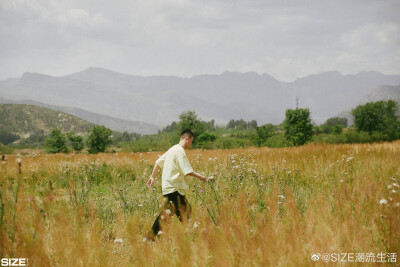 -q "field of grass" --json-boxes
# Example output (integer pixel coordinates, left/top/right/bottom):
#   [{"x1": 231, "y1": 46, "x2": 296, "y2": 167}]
[{"x1": 0, "y1": 141, "x2": 399, "y2": 266}]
